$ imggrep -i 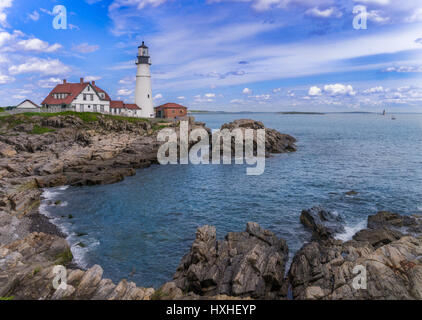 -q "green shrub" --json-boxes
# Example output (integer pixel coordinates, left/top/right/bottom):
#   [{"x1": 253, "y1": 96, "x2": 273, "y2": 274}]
[
  {"x1": 30, "y1": 125, "x2": 55, "y2": 134},
  {"x1": 0, "y1": 296, "x2": 14, "y2": 301},
  {"x1": 55, "y1": 248, "x2": 73, "y2": 265}
]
